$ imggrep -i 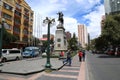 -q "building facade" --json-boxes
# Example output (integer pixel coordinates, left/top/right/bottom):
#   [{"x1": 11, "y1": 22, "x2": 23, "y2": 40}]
[
  {"x1": 104, "y1": 0, "x2": 120, "y2": 15},
  {"x1": 101, "y1": 15, "x2": 105, "y2": 33},
  {"x1": 0, "y1": 0, "x2": 33, "y2": 45},
  {"x1": 78, "y1": 24, "x2": 88, "y2": 48},
  {"x1": 65, "y1": 31, "x2": 71, "y2": 40}
]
